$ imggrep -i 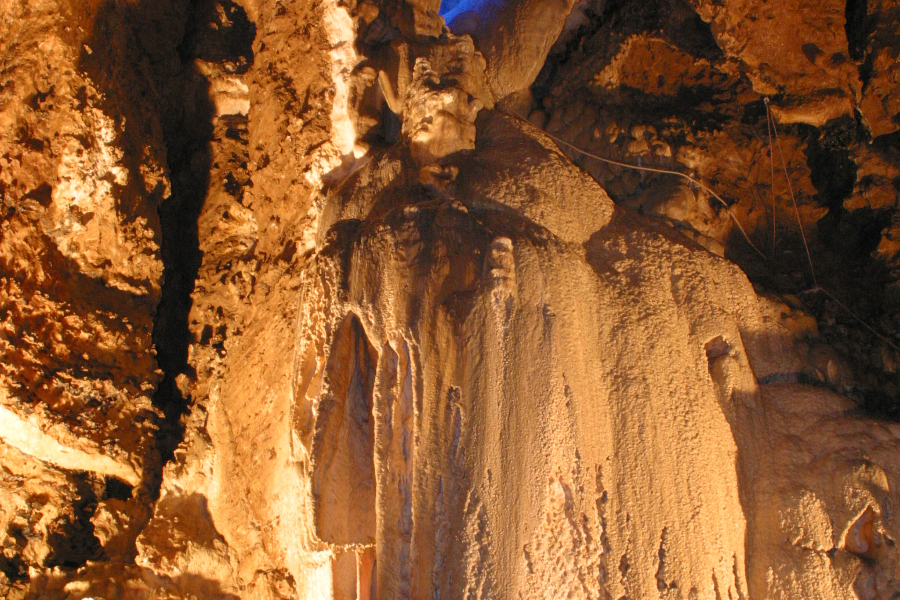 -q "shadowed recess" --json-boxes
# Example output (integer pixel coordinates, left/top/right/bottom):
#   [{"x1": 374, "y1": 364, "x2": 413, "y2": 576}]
[{"x1": 312, "y1": 313, "x2": 378, "y2": 546}]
